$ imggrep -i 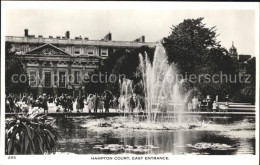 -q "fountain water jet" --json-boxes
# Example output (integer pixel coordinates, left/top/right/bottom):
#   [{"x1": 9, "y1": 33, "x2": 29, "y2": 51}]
[
  {"x1": 139, "y1": 44, "x2": 190, "y2": 124},
  {"x1": 117, "y1": 44, "x2": 191, "y2": 127}
]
